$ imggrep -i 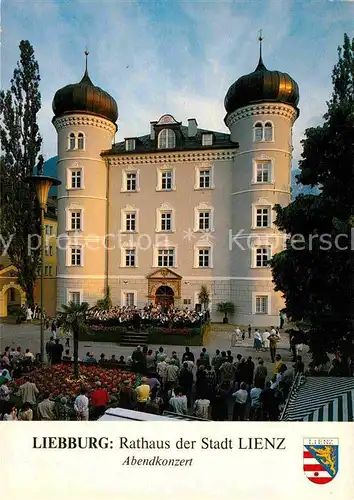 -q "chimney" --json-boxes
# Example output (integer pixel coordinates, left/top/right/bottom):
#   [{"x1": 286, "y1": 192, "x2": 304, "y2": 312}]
[
  {"x1": 188, "y1": 118, "x2": 198, "y2": 138},
  {"x1": 150, "y1": 121, "x2": 157, "y2": 140}
]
